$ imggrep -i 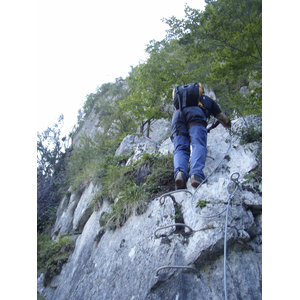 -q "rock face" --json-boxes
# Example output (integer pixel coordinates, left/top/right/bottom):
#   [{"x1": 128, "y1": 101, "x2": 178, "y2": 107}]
[
  {"x1": 115, "y1": 135, "x2": 159, "y2": 158},
  {"x1": 72, "y1": 107, "x2": 104, "y2": 147},
  {"x1": 38, "y1": 116, "x2": 262, "y2": 300},
  {"x1": 52, "y1": 183, "x2": 99, "y2": 237},
  {"x1": 147, "y1": 118, "x2": 172, "y2": 143}
]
